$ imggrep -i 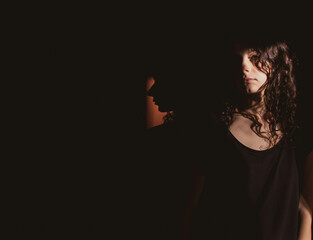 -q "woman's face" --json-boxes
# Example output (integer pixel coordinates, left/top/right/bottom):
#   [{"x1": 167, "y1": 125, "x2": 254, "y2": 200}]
[{"x1": 241, "y1": 50, "x2": 268, "y2": 94}]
